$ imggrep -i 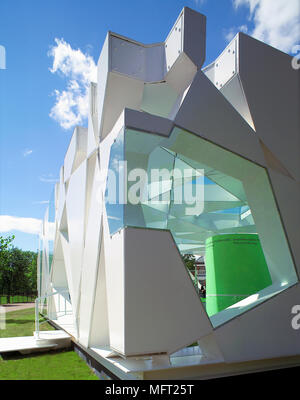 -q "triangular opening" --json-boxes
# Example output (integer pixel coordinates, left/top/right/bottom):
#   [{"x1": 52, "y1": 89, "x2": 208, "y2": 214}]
[
  {"x1": 59, "y1": 206, "x2": 69, "y2": 237},
  {"x1": 220, "y1": 74, "x2": 256, "y2": 131},
  {"x1": 64, "y1": 180, "x2": 69, "y2": 196},
  {"x1": 89, "y1": 232, "x2": 109, "y2": 348},
  {"x1": 84, "y1": 153, "x2": 97, "y2": 238},
  {"x1": 51, "y1": 235, "x2": 69, "y2": 289}
]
